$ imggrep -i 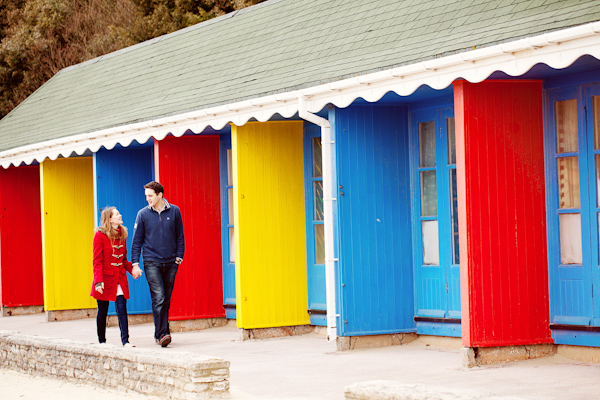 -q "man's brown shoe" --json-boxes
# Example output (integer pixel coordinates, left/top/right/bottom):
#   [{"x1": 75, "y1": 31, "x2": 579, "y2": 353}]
[{"x1": 159, "y1": 335, "x2": 171, "y2": 347}]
